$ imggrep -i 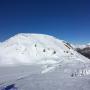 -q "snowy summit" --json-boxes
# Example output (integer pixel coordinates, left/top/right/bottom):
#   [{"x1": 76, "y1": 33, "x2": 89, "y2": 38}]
[
  {"x1": 0, "y1": 33, "x2": 90, "y2": 90},
  {"x1": 0, "y1": 33, "x2": 89, "y2": 66}
]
